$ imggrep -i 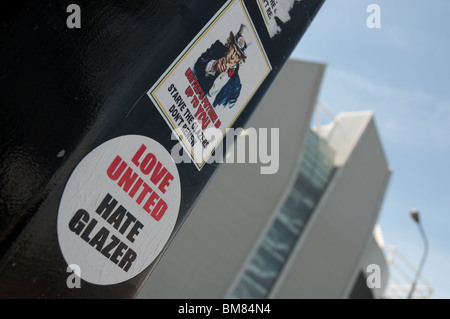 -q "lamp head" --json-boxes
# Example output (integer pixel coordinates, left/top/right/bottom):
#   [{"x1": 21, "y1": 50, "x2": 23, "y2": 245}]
[{"x1": 410, "y1": 208, "x2": 420, "y2": 223}]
